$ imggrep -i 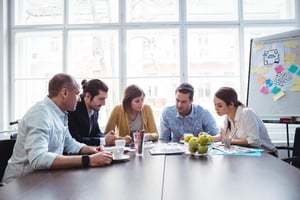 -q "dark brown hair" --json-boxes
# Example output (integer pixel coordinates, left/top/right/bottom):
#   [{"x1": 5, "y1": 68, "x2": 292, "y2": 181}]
[
  {"x1": 81, "y1": 79, "x2": 108, "y2": 100},
  {"x1": 175, "y1": 83, "x2": 194, "y2": 100},
  {"x1": 122, "y1": 85, "x2": 145, "y2": 112},
  {"x1": 215, "y1": 87, "x2": 244, "y2": 107}
]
